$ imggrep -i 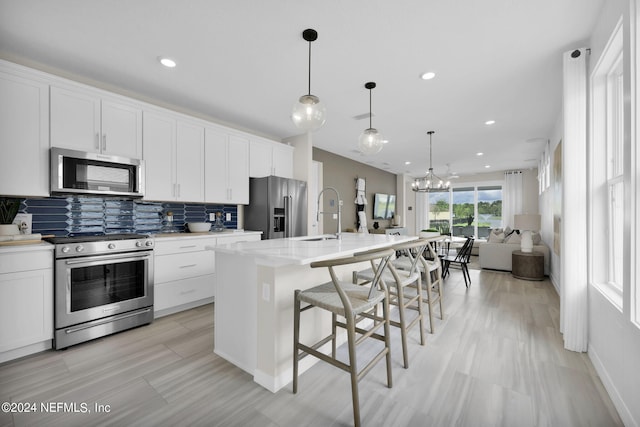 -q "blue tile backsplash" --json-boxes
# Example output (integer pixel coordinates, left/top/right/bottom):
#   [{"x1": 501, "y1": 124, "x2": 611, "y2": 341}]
[{"x1": 11, "y1": 197, "x2": 238, "y2": 237}]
